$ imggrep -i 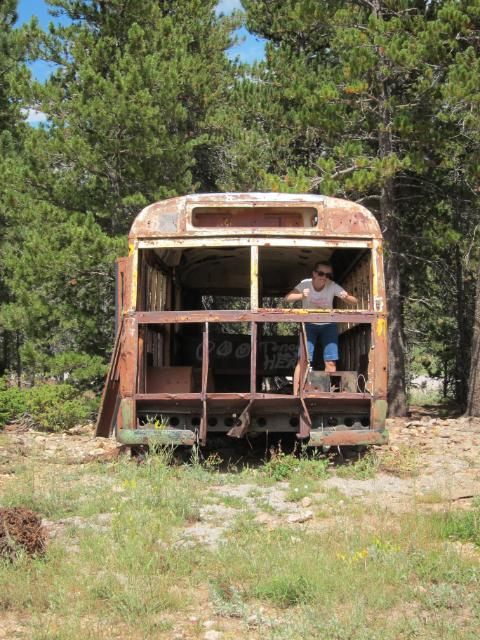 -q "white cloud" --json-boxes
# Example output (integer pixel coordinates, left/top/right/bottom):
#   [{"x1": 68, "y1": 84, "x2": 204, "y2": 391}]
[
  {"x1": 21, "y1": 108, "x2": 48, "y2": 126},
  {"x1": 216, "y1": 0, "x2": 244, "y2": 15}
]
